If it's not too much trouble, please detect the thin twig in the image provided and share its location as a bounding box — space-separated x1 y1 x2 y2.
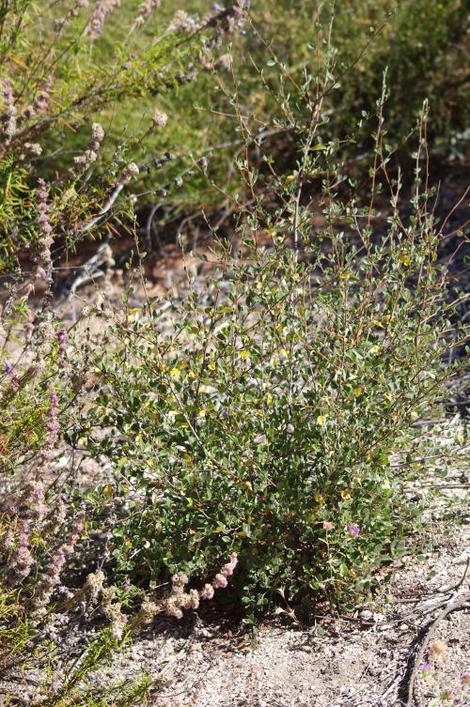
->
399 590 470 706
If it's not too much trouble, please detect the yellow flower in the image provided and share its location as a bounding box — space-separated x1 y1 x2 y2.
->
169 367 181 380
314 492 325 505
354 386 364 397
286 174 296 182
239 350 250 360
208 361 217 371
188 370 196 379
399 254 411 266
266 393 273 406
340 488 351 500
316 415 327 426
197 408 206 417
279 348 289 360
369 345 380 355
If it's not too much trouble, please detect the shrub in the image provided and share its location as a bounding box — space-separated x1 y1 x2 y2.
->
4 0 466 233
0 5 466 702
0 305 84 696
80 116 467 616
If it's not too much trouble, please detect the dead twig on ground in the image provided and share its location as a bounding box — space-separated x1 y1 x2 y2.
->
399 589 470 706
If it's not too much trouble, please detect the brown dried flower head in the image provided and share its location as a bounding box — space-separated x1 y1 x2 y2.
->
428 640 448 665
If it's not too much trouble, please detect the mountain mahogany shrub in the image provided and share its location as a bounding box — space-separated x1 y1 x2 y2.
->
0 0 247 273
81 182 467 616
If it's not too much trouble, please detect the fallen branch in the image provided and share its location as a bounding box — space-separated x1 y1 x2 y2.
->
399 590 470 706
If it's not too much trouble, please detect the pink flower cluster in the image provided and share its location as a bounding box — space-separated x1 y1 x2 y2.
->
119 161 140 185
33 85 51 114
34 178 54 288
8 520 34 579
1 78 16 143
33 512 85 614
74 122 105 168
56 330 68 353
37 178 52 237
227 0 249 32
54 0 89 32
133 0 161 26
169 10 198 33
212 552 238 589
3 389 68 589
133 553 238 627
20 77 53 125
45 390 60 459
86 0 120 40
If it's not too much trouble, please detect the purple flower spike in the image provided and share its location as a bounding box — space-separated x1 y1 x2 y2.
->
348 524 360 537
420 661 431 672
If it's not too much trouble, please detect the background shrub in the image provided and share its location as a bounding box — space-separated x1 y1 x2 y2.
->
0 0 246 273
3 0 467 259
